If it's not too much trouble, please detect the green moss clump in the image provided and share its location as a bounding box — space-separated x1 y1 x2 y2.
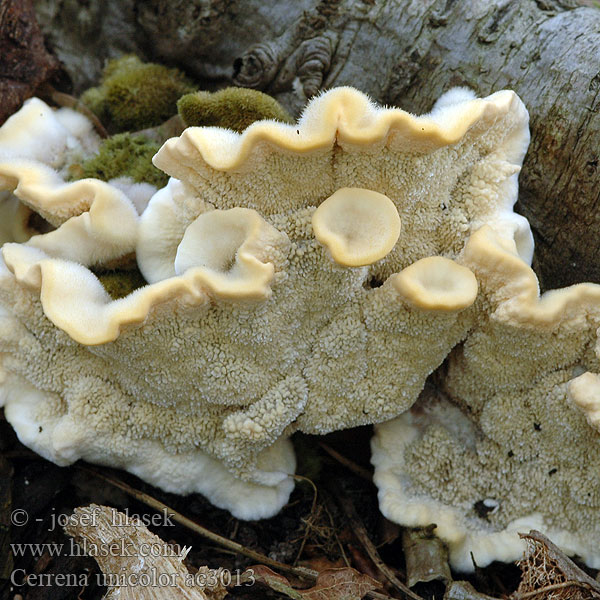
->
95 268 147 300
74 133 168 188
81 55 194 132
177 87 294 132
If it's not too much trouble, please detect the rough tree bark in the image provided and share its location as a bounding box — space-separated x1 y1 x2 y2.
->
33 0 600 290
0 0 58 124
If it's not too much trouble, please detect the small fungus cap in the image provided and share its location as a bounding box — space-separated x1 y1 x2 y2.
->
312 187 401 266
174 207 287 300
392 256 478 312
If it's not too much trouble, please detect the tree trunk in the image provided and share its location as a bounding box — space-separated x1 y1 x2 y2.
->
34 0 600 290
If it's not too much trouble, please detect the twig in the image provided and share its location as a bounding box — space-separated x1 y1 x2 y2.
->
38 83 109 138
332 487 425 600
319 443 373 481
80 466 397 600
292 475 319 566
79 466 316 580
322 493 351 568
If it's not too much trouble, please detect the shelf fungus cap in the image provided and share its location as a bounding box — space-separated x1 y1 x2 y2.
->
392 256 478 312
312 187 401 267
174 207 289 300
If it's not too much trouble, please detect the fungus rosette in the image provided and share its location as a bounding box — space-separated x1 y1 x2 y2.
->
0 87 537 519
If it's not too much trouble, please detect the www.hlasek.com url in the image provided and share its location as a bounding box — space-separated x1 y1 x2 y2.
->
11 536 253 589
12 537 186 559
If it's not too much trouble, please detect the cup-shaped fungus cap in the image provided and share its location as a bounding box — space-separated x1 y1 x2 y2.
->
392 256 478 312
174 207 288 300
312 187 401 267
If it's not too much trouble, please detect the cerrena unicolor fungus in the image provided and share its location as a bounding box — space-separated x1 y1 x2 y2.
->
1 87 598 569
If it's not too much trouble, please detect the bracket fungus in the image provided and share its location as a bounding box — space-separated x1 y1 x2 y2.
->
372 226 600 570
4 82 596 559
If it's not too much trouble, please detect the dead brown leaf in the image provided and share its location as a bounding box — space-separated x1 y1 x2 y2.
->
402 527 451 587
444 581 501 600
511 530 600 600
250 565 304 599
302 568 381 600
250 565 381 600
